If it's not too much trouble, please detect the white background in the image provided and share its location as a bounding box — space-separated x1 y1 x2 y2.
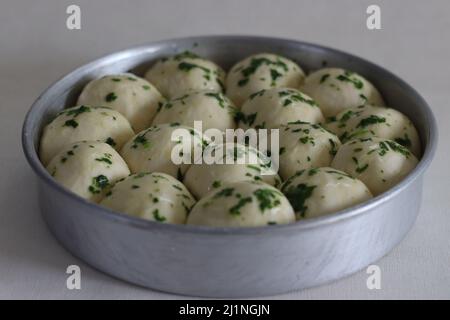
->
0 0 449 299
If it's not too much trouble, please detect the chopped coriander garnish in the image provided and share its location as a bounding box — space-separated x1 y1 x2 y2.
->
229 197 252 216
394 134 412 148
172 184 183 191
357 115 386 128
152 209 166 222
237 56 288 87
284 183 316 218
204 92 228 109
214 187 234 198
95 156 112 165
329 138 338 156
356 163 369 173
320 74 330 83
249 90 265 100
88 175 109 194
270 69 282 85
105 92 117 102
65 105 91 117
385 140 411 157
105 137 116 147
63 119 78 128
253 188 282 212
336 72 364 89
131 134 150 149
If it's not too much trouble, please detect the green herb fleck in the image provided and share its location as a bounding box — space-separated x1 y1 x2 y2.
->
237 57 288 87
394 134 412 148
284 183 316 218
63 119 78 128
131 134 150 149
356 163 369 173
270 69 282 85
336 72 364 89
357 115 386 128
105 137 116 147
105 92 117 102
152 209 166 222
249 90 265 100
88 175 109 194
329 139 338 156
172 184 183 191
386 140 411 157
204 92 228 109
229 197 253 216
320 74 330 83
214 187 234 198
95 156 112 165
65 105 91 117
178 61 210 74
253 188 282 212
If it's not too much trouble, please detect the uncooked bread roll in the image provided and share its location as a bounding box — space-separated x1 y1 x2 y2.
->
331 137 418 195
300 68 385 117
325 105 421 156
236 88 324 129
145 51 225 99
40 105 134 165
46 141 130 202
100 172 195 224
152 91 237 133
226 53 305 107
187 181 295 227
77 74 165 132
183 143 281 199
281 167 372 219
276 122 341 180
120 123 207 179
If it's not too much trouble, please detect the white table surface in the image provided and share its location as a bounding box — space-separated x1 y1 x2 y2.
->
0 0 449 299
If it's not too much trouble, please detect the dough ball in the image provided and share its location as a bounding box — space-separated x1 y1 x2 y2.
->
187 181 295 227
40 105 134 165
226 53 305 107
120 123 207 179
276 122 341 180
183 143 281 199
46 141 130 203
145 51 225 99
325 105 421 156
281 167 372 219
331 137 419 195
300 68 385 117
100 172 195 224
152 91 237 133
77 74 165 132
237 88 324 129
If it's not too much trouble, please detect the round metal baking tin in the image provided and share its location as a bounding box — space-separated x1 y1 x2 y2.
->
22 35 437 297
